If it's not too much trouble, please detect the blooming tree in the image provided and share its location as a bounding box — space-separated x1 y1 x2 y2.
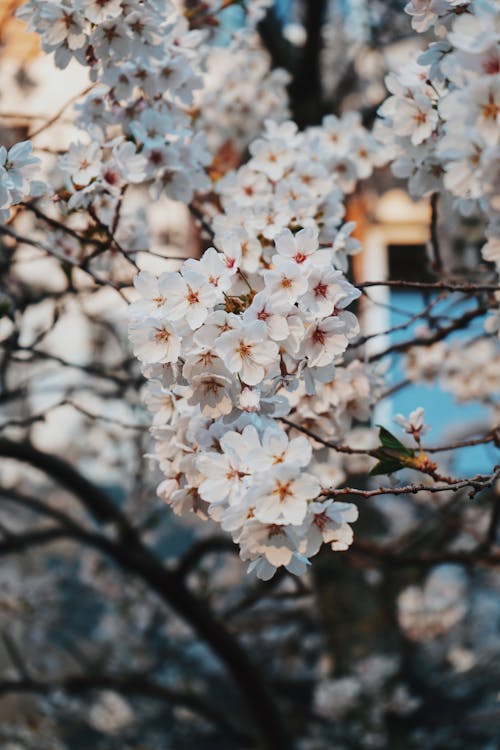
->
0 1 499 748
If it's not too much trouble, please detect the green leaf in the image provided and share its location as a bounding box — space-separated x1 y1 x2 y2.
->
369 458 406 476
376 426 414 457
368 427 418 476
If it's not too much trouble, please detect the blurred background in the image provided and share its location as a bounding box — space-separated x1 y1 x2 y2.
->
1 1 499 749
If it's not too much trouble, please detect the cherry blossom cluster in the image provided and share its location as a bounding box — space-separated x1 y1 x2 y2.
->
125 111 391 576
151 417 361 581
128 233 362 575
19 0 211 220
17 0 496 586
376 0 500 270
198 35 291 152
404 0 472 33
18 0 172 74
287 358 386 444
0 141 46 221
212 115 383 273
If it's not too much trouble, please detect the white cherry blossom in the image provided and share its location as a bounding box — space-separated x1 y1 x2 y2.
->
162 269 216 330
129 319 181 365
300 316 352 367
251 466 321 525
214 321 279 386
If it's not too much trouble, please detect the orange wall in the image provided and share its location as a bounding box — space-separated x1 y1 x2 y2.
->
0 0 39 60
346 194 371 283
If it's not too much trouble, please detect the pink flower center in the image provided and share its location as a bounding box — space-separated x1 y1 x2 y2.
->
312 327 326 345
314 282 328 298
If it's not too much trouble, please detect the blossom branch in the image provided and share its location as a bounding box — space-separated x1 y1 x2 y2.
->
358 280 500 293
323 470 500 501
282 418 499 461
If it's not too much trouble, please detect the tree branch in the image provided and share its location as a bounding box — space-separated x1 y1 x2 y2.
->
0 673 252 744
0 439 292 750
322 470 500 501
368 303 490 362
177 536 237 578
358 280 500 293
0 438 136 530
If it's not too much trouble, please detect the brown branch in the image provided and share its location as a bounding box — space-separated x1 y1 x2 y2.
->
66 400 147 431
177 536 237 577
368 303 489 362
0 439 292 750
1 632 31 680
281 419 500 461
0 437 141 530
0 527 71 555
485 492 500 548
28 84 95 139
189 203 215 239
353 291 448 347
23 201 108 248
0 673 251 744
0 386 27 406
358 280 499 293
0 112 72 124
322 470 500 501
257 6 295 72
424 430 500 453
10 347 131 387
380 378 412 399
0 487 102 540
86 201 139 271
0 487 90 532
0 224 129 301
280 416 366 454
224 569 288 620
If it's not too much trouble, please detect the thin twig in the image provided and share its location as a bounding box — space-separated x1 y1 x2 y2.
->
424 431 500 453
28 84 95 139
322 470 500 501
359 280 499 293
0 224 130 301
368 303 489 362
